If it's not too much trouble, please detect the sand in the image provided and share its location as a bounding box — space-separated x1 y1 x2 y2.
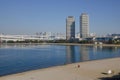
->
0 58 120 80
1 43 120 47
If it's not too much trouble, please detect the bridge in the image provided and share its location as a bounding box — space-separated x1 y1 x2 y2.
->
0 34 47 42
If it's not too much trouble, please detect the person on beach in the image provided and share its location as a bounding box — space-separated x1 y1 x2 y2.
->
77 65 80 68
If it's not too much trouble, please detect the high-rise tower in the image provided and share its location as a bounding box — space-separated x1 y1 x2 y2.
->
80 13 89 38
66 16 75 40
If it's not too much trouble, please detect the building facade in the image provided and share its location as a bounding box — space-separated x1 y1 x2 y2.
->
66 16 75 40
80 13 89 38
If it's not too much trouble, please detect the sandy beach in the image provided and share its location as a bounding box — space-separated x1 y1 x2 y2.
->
0 58 120 80
1 43 120 47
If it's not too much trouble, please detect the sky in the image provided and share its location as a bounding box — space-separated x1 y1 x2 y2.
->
0 0 120 35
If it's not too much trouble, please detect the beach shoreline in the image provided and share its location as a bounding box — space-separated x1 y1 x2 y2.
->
0 58 120 80
1 42 120 47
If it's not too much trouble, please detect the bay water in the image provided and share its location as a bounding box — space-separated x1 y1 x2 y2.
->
0 44 120 76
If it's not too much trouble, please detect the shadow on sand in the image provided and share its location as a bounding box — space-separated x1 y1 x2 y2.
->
99 73 120 80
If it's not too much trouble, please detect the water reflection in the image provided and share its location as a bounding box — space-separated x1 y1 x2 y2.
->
0 44 51 49
66 46 75 63
66 45 90 63
93 46 119 53
79 46 89 61
65 45 120 63
0 44 31 48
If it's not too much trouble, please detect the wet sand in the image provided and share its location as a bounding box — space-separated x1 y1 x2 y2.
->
0 58 120 80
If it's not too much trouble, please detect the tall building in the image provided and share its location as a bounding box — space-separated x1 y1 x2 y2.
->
66 16 75 40
80 13 89 38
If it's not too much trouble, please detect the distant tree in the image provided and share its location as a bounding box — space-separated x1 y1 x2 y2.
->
7 40 15 43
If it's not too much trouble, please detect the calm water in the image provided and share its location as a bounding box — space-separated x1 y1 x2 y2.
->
0 44 120 76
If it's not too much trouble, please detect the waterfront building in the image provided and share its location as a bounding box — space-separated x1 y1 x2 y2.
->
111 34 120 38
0 32 66 42
75 32 80 39
80 13 89 38
66 16 75 40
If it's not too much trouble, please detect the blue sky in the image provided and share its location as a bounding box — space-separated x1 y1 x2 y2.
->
0 0 120 35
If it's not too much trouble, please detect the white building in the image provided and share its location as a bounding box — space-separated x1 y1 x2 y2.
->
80 13 89 38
